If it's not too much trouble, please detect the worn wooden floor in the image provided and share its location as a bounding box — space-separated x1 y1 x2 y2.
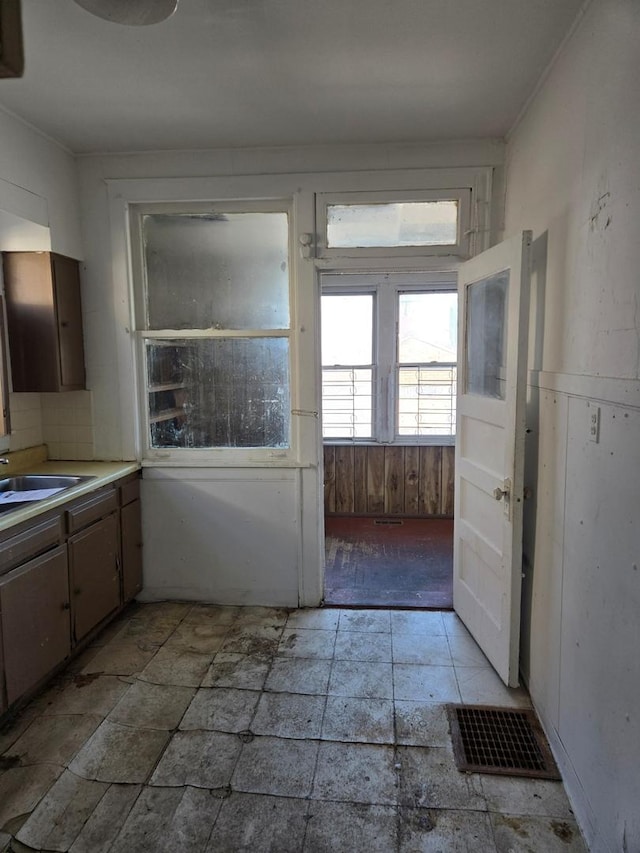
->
324 517 453 608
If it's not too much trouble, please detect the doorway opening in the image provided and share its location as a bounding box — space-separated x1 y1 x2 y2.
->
319 271 457 608
324 515 453 608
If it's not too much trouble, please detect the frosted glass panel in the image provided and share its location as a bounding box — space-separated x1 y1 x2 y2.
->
327 201 458 248
143 212 289 330
147 338 289 448
465 271 509 400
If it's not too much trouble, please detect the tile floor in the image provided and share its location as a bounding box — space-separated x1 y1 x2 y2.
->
0 603 587 852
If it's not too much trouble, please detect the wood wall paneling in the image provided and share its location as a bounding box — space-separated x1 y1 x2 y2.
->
384 446 405 515
419 446 442 515
324 444 454 518
324 445 336 514
334 446 355 513
404 446 420 514
441 445 455 516
354 449 368 514
366 446 385 514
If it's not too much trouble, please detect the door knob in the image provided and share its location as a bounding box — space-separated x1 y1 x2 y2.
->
493 486 508 501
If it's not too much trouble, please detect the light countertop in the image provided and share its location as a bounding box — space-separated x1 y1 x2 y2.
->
0 456 140 533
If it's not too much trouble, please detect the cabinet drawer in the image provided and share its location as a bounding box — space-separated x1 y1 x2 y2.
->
66 489 118 533
120 477 140 507
0 516 62 575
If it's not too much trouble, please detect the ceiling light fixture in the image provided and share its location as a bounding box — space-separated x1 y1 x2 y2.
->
72 0 179 26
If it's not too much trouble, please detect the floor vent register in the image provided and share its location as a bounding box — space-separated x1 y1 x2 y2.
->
447 704 561 780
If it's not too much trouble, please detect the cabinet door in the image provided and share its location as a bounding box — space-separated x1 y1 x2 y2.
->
52 253 86 389
69 513 120 643
121 499 143 602
2 251 85 392
0 545 70 706
0 620 6 714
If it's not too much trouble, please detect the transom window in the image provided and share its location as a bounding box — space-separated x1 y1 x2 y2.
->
316 189 471 258
321 274 457 444
132 202 292 457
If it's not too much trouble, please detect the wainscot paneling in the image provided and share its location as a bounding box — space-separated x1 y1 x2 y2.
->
324 445 454 517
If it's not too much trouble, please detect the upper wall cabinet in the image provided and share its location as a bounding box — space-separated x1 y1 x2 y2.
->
2 252 86 392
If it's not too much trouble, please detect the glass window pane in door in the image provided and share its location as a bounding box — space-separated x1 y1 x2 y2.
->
142 212 289 330
465 271 509 400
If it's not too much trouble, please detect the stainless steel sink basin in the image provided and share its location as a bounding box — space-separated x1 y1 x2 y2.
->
0 474 96 515
0 475 94 492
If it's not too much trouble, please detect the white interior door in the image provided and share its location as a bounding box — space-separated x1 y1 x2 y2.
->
454 231 532 687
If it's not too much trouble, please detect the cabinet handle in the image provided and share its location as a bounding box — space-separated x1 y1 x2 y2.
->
60 320 69 327
62 602 70 611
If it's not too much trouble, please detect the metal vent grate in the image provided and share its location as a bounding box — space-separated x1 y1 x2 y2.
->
447 704 560 779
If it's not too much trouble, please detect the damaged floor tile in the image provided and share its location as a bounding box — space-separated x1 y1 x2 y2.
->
149 730 241 789
179 687 260 733
0 603 588 852
110 786 222 853
16 771 108 851
107 681 195 730
69 720 169 784
0 764 63 831
205 792 308 853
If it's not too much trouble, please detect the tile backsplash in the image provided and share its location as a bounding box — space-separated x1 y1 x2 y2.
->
9 390 94 459
8 393 43 451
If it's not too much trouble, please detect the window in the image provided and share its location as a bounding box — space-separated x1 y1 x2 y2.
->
321 275 457 444
133 203 292 457
316 189 471 258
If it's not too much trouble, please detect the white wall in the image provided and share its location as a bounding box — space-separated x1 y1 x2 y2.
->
504 1 640 850
0 109 83 258
0 108 93 457
77 140 503 461
76 142 502 608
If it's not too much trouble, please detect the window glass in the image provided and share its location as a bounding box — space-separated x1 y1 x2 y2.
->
321 293 374 439
142 212 289 330
327 201 458 249
320 285 457 442
397 291 457 437
465 271 509 400
147 338 290 449
321 294 373 365
398 292 457 363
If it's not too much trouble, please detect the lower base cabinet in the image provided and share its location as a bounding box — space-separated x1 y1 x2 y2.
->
0 471 143 716
69 513 120 644
0 545 70 706
121 498 143 602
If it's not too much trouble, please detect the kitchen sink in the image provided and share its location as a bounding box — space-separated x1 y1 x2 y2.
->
0 474 96 514
0 475 95 492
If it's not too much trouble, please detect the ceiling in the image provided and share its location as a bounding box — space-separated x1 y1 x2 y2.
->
0 0 585 155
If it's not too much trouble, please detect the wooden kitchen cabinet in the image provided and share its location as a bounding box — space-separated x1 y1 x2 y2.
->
67 490 120 644
0 545 70 706
2 251 86 392
0 619 6 715
120 478 143 603
0 471 142 716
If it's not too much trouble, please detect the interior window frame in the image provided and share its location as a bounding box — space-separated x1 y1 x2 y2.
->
130 199 297 465
315 188 472 260
321 272 457 447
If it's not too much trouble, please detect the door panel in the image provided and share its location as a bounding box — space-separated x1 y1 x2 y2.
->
69 513 120 642
0 546 71 705
454 231 531 687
